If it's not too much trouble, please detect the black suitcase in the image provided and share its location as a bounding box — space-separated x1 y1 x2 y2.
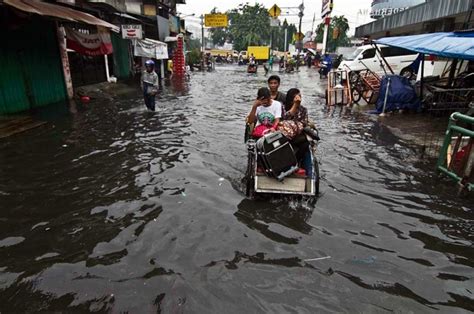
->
256 131 298 181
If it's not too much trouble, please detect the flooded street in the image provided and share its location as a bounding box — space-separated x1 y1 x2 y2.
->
0 66 472 312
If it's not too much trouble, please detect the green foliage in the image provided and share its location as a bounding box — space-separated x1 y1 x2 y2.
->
228 4 271 51
316 15 351 52
187 48 201 65
207 4 298 52
272 20 297 51
187 38 202 51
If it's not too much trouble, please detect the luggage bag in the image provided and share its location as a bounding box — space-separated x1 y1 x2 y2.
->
256 131 298 181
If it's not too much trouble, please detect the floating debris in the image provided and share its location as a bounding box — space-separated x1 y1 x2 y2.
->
304 256 331 262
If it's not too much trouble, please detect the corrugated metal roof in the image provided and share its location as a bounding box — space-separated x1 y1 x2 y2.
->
4 0 120 32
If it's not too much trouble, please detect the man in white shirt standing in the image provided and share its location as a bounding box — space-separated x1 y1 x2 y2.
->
141 60 159 111
247 87 282 130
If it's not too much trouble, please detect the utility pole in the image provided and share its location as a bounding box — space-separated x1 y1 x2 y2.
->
297 1 304 53
321 0 333 55
278 5 304 53
270 27 274 52
322 14 330 55
200 14 205 53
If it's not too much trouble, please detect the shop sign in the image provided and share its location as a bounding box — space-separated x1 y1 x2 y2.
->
270 18 280 27
370 7 409 18
169 16 180 33
321 0 333 18
143 4 156 16
121 25 143 39
204 14 228 28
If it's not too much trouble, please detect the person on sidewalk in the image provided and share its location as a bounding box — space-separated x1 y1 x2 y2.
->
141 60 159 111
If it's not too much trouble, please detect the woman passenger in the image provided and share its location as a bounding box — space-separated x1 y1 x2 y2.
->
283 88 312 175
283 88 308 124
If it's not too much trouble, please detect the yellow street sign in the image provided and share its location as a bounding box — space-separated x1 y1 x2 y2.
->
204 14 228 28
293 32 304 41
268 4 281 18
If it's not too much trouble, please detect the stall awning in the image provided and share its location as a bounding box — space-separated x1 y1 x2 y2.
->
134 38 168 60
4 0 120 32
376 31 474 61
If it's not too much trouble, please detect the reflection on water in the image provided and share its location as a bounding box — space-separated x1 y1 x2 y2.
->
0 65 472 312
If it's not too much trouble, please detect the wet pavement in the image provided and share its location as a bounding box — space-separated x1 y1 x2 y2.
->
0 65 473 313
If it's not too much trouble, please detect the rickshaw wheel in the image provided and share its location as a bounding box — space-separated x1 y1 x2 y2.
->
349 71 360 84
245 150 256 198
352 87 362 104
314 158 320 195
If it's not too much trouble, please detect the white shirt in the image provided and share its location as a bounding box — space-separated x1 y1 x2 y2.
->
255 100 282 126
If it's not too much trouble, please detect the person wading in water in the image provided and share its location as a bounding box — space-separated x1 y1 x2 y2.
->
141 60 159 111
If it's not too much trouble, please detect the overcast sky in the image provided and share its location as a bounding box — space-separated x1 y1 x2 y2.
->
177 0 374 36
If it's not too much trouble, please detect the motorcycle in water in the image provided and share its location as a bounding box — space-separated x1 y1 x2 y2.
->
207 61 213 72
319 60 332 79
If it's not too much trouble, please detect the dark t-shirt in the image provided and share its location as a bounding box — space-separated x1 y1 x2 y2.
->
272 91 286 105
272 91 286 116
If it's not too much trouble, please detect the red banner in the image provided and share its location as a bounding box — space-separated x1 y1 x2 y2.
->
65 27 113 56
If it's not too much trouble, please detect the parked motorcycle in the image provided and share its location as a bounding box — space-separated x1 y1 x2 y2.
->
319 60 332 79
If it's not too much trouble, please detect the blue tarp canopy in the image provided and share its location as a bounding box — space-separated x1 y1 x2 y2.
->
376 32 474 61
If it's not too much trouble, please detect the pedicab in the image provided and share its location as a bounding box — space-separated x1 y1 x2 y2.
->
247 64 258 73
244 122 320 198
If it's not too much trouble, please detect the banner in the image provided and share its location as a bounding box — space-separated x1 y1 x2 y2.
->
121 25 143 39
66 27 113 56
134 39 168 60
321 0 333 18
205 14 228 28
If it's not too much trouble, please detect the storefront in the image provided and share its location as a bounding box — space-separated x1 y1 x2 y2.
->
0 0 118 114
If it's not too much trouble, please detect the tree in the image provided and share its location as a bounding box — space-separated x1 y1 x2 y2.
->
207 4 298 52
273 20 297 52
316 15 350 52
228 4 271 51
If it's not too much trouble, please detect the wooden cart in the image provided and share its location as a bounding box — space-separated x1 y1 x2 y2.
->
325 70 353 107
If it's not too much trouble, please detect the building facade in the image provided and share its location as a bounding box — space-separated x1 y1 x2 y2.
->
356 0 473 39
0 0 185 114
370 0 426 19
